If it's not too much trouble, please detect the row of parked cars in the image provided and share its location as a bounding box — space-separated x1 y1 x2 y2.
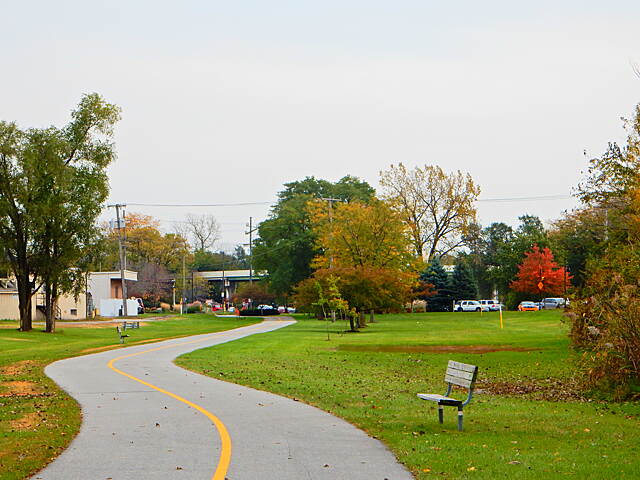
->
518 298 567 311
454 298 567 312
454 300 503 312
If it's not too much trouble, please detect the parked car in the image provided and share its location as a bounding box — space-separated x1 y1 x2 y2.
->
518 301 539 311
540 298 565 309
479 299 502 311
454 300 486 312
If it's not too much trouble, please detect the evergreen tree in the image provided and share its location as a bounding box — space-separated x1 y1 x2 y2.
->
420 258 453 311
450 257 478 300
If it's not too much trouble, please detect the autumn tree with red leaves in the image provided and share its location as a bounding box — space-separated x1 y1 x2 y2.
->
510 245 571 296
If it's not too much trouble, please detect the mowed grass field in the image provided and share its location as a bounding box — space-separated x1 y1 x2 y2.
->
177 310 640 479
0 314 257 480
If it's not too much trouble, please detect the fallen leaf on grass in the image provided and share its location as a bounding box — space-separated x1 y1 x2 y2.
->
467 467 477 472
508 461 521 465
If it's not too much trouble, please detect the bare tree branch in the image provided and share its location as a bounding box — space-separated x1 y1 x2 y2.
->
181 214 220 252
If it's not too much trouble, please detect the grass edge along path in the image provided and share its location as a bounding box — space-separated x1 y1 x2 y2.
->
0 314 258 480
176 311 640 480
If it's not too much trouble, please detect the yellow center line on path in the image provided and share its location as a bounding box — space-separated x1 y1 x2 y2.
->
106 322 271 480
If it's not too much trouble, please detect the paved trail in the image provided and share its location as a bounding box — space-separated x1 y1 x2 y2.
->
31 319 413 480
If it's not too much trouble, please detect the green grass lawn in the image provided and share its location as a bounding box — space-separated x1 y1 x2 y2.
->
177 310 640 479
0 314 257 480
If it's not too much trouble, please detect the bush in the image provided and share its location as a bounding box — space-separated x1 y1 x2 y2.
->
569 248 640 400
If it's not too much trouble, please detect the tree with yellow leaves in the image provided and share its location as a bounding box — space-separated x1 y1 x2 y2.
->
309 199 416 271
379 163 480 260
297 199 418 327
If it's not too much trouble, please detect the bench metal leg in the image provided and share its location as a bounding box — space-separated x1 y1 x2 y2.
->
438 406 444 424
457 406 463 431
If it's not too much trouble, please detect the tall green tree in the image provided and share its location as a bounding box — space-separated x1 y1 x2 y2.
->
450 256 478 300
0 94 120 331
253 176 375 296
483 216 548 299
420 258 453 311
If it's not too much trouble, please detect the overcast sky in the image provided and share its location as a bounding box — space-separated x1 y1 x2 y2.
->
2 1 639 250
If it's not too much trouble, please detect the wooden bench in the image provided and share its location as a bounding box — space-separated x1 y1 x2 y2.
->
116 325 129 344
122 321 140 330
417 360 479 431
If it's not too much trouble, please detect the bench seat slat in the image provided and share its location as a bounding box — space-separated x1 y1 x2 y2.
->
445 374 473 388
445 368 475 381
417 393 462 406
448 360 477 373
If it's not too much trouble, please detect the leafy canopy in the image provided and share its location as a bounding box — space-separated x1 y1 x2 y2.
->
253 176 375 296
379 163 480 260
510 245 570 297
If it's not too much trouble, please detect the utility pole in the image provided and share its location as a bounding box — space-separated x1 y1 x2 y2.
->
171 279 176 311
245 216 258 284
112 204 128 317
182 254 186 314
320 198 343 268
221 263 226 310
320 198 343 322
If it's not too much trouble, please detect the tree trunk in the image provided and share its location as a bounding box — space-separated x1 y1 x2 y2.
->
17 270 33 331
369 309 375 323
359 311 366 327
348 315 357 332
45 281 56 333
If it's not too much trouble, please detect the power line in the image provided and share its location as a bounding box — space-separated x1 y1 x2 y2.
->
109 194 572 209
477 194 572 203
122 201 272 207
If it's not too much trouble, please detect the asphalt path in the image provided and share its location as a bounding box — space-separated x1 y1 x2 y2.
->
31 319 413 480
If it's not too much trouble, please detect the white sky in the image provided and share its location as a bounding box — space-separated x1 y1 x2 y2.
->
2 1 639 251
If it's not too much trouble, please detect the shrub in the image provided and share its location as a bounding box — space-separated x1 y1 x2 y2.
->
184 302 202 314
569 248 640 399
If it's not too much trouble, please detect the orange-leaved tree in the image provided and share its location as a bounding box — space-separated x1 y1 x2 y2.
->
510 244 571 296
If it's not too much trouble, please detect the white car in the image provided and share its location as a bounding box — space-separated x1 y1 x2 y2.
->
479 300 502 311
454 300 487 312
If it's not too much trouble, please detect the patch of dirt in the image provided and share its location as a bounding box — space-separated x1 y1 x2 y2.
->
337 344 539 354
0 381 44 397
476 376 585 402
9 412 39 430
0 360 37 376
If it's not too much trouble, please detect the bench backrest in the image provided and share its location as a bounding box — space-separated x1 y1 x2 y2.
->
444 360 478 390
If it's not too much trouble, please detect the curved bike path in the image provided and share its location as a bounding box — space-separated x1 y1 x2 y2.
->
31 319 413 480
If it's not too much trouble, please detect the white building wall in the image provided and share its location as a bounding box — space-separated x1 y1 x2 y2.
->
87 271 137 316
